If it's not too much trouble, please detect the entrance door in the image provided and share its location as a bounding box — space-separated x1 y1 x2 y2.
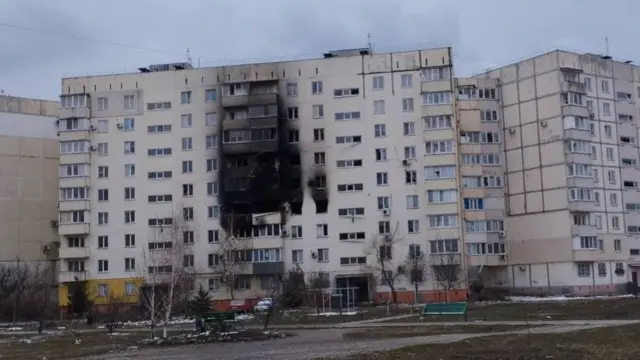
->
632 271 638 285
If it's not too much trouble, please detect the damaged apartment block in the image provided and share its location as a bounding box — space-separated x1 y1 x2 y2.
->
217 65 303 242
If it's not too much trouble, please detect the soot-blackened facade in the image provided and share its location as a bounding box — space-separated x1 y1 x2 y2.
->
217 71 302 238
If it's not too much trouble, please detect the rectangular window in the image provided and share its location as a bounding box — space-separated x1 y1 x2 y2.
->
402 98 414 112
181 91 191 104
400 74 412 88
181 114 192 128
312 81 323 94
205 89 217 103
422 91 452 105
425 140 453 154
124 95 135 109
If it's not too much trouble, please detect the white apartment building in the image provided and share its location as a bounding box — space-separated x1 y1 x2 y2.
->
56 46 512 304
482 50 640 295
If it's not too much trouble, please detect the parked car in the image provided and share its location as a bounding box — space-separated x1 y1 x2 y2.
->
229 299 253 313
253 298 273 312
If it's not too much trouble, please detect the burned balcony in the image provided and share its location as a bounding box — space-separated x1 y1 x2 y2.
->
223 104 279 130
221 82 279 108
222 128 279 155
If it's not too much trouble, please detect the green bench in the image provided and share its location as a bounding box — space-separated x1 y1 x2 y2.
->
420 302 468 321
198 311 237 333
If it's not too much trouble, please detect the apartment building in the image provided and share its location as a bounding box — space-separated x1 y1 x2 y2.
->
56 46 513 306
481 50 640 295
0 95 59 264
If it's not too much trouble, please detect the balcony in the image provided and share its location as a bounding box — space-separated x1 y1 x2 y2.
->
222 141 279 155
561 81 587 94
59 153 92 165
222 116 278 130
59 246 89 259
467 254 508 267
59 107 91 119
59 176 91 188
567 201 596 213
59 270 87 283
421 80 452 93
564 128 591 142
252 262 285 275
566 176 595 188
429 253 462 265
58 223 90 236
57 130 92 141
571 224 597 237
58 200 91 212
221 93 278 108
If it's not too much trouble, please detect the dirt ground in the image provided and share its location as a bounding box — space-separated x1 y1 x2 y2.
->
341 324 533 340
325 323 640 360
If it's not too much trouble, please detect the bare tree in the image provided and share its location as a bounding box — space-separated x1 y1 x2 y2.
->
430 252 463 303
306 271 330 312
213 214 249 300
404 248 427 306
139 210 194 338
0 261 31 322
29 261 57 333
364 223 404 305
102 294 128 333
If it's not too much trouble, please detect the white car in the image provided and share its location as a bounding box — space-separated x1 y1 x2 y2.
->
253 298 273 312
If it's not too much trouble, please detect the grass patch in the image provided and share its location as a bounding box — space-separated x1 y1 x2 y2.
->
342 325 534 340
322 323 640 360
382 298 640 322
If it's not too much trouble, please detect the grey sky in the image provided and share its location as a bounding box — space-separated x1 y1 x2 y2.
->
0 0 637 100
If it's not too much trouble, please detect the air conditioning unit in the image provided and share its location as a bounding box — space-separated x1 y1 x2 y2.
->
589 112 595 119
50 220 59 228
311 251 318 259
499 255 506 261
402 159 411 166
498 231 506 237
116 123 124 130
382 208 391 216
540 121 547 128
508 128 516 135
384 234 392 242
89 125 96 131
89 145 97 151
281 228 289 237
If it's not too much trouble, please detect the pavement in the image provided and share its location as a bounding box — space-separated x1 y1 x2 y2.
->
71 315 640 360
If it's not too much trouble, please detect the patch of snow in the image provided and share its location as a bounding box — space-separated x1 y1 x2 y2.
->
4 327 23 331
307 311 358 316
122 317 195 327
97 325 106 329
107 332 131 337
507 294 633 302
235 314 254 321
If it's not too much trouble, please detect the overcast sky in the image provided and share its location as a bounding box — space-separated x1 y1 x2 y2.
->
0 0 637 100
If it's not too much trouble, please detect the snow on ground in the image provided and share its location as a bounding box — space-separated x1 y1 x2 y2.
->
107 332 132 337
235 314 254 321
307 311 358 317
506 294 634 302
122 317 195 327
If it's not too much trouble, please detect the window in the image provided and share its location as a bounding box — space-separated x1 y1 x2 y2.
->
373 100 385 114
97 97 108 111
403 122 415 136
60 140 89 154
316 224 328 237
428 214 457 228
377 196 390 210
123 117 135 131
124 95 135 109
334 111 361 121
125 234 135 248
461 154 501 165
313 128 325 141
561 92 584 106
404 146 416 160
463 198 484 210
97 166 109 179
614 239 621 252
423 115 451 130
408 219 420 234
206 159 218 172
208 230 220 243
291 225 303 239
465 220 504 233
569 188 593 201
286 83 298 96
624 181 639 189
606 147 614 161
577 263 591 277
97 120 109 133
340 257 367 265
124 164 135 177
287 107 299 120
402 98 414 112
181 91 191 104
336 159 362 168
205 89 217 103
427 190 457 204
425 140 453 154
98 236 108 249
312 104 324 119
610 193 618 207
148 171 172 180
338 208 365 217
603 102 611 116
566 163 593 177
375 172 389 186
373 124 387 138
400 74 412 88
375 148 387 161
98 260 109 273
372 76 384 90
406 195 419 209
460 131 500 144
565 139 591 154
208 206 219 219
183 255 194 268
337 183 363 192
422 91 451 105
291 249 304 263
425 165 456 179
148 124 172 133
607 170 616 184
125 258 135 272
612 216 620 230
59 187 89 201
181 114 192 128
314 152 326 165
98 212 109 225
182 137 193 151
317 248 329 262
601 80 609 93
207 182 218 196
480 110 498 122
183 231 194 244
429 239 459 254
206 134 218 149
59 211 85 224
604 124 612 138
334 88 359 97
182 207 194 221
311 81 323 94
124 141 135 155
125 210 135 224
182 184 194 197
60 94 87 108
421 67 450 81
97 189 109 202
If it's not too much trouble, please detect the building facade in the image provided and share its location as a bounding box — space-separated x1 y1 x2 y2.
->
481 50 640 295
60 47 640 305
0 96 59 265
